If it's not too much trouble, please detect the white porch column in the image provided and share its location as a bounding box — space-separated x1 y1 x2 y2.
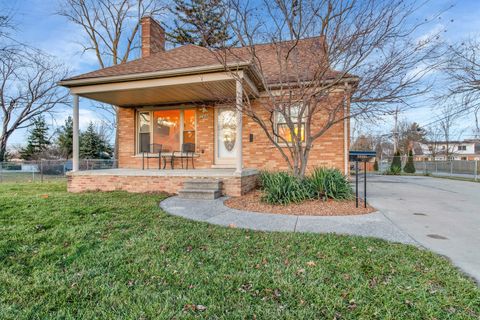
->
235 78 243 174
72 93 80 172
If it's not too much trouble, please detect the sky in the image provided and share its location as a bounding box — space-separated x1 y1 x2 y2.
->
3 0 480 146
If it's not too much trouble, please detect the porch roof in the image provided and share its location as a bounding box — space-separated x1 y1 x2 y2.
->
60 68 257 106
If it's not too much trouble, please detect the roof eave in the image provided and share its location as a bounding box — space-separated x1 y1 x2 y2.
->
58 62 253 88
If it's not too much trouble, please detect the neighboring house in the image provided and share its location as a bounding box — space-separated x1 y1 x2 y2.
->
413 140 480 161
60 17 356 196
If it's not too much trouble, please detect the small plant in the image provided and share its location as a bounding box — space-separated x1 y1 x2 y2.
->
384 166 402 175
373 159 379 171
390 150 402 173
259 167 353 205
259 171 310 205
307 167 354 201
403 149 416 173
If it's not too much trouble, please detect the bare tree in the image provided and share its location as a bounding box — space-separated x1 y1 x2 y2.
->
0 4 14 53
0 48 69 161
424 124 443 160
443 39 480 133
202 0 445 177
396 121 426 155
351 134 375 151
57 0 167 157
437 104 463 159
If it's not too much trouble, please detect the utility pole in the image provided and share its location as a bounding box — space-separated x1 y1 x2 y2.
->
393 107 399 153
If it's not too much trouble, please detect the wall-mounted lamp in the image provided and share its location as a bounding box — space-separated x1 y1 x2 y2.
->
200 106 209 119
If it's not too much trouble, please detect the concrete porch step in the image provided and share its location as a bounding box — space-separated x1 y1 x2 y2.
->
178 179 223 200
178 189 222 200
183 179 222 190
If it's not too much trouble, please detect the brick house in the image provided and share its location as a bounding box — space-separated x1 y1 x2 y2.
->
60 17 357 196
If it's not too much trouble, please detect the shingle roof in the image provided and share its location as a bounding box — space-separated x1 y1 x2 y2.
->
64 37 354 85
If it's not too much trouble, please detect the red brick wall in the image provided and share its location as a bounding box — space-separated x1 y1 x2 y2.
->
242 92 348 173
141 17 165 57
116 92 349 174
117 106 216 169
67 172 257 197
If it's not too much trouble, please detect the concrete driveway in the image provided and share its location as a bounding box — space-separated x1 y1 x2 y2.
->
367 175 480 283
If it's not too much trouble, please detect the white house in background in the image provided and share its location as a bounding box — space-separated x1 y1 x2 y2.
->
414 140 480 161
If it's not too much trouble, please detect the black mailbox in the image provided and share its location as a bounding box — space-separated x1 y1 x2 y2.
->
349 150 376 162
349 150 376 208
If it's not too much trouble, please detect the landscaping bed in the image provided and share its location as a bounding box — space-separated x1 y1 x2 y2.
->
225 190 375 215
1 181 479 319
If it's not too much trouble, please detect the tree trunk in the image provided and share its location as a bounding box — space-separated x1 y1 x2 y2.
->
0 136 8 162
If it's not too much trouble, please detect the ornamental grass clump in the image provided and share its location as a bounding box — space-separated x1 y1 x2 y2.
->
259 167 353 205
306 167 354 201
259 171 310 205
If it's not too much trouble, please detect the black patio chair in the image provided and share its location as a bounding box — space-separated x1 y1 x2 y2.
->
142 143 163 170
172 143 196 169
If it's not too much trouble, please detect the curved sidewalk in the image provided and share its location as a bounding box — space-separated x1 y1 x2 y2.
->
160 196 416 244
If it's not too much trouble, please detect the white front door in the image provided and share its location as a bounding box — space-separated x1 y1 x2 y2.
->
215 107 237 166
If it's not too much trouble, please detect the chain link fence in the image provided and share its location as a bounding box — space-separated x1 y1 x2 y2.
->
378 157 479 181
0 159 117 183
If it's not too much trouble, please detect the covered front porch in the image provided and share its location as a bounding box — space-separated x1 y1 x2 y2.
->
59 64 262 196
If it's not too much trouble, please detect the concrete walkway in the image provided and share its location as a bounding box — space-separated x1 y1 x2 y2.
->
160 196 416 244
367 175 480 284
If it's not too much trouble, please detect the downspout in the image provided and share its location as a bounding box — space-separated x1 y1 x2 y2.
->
343 83 349 175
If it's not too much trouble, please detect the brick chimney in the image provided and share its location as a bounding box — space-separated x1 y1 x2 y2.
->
141 16 165 58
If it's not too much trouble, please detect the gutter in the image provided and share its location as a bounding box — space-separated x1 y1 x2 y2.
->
58 62 253 87
266 76 360 90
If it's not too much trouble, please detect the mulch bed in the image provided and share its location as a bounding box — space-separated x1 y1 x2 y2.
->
224 190 375 216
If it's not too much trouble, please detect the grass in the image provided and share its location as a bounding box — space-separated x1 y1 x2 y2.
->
0 182 479 319
0 172 64 183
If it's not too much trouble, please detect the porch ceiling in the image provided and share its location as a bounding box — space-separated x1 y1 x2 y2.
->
64 71 258 107
81 80 237 106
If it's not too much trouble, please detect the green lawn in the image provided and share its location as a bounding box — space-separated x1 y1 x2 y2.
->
0 182 479 319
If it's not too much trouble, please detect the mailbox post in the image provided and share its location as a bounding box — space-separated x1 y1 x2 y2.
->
349 151 376 208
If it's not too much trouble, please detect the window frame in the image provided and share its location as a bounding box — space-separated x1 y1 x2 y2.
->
136 107 197 154
138 111 152 153
275 102 306 145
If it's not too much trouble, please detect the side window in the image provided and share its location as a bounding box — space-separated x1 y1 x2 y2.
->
276 103 305 143
138 112 151 153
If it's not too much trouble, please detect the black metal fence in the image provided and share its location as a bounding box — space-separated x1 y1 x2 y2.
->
0 159 117 183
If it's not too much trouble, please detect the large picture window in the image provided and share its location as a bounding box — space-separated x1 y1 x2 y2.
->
276 103 305 143
137 109 196 153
